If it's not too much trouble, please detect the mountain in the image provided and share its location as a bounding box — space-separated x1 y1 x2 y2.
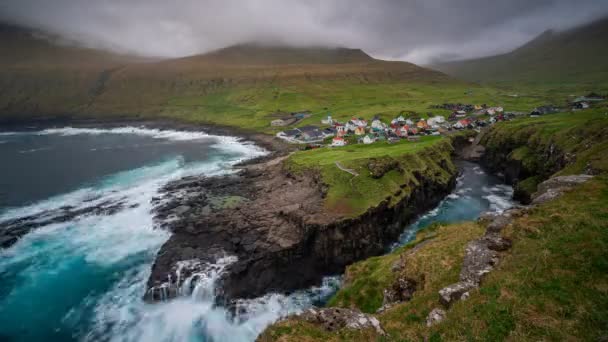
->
176 43 374 65
0 24 456 128
0 24 148 68
432 17 608 85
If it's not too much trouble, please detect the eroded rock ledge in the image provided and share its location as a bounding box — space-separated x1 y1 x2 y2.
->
145 148 457 303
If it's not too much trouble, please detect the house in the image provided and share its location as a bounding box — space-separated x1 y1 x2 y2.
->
321 115 333 125
573 101 590 110
486 107 504 116
453 119 471 129
456 110 467 117
363 134 376 144
354 126 366 136
322 127 336 137
276 128 302 141
408 127 419 135
395 125 409 137
427 116 445 127
371 118 385 131
299 125 324 141
335 124 346 137
405 119 414 125
530 105 558 116
331 136 346 147
416 120 429 130
573 93 605 103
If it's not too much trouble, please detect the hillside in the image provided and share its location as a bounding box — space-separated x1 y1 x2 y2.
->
173 43 374 65
0 24 470 130
0 24 148 68
432 17 608 86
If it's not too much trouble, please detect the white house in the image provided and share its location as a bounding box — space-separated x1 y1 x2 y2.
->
371 119 385 130
321 115 333 125
363 134 376 144
427 116 446 126
405 119 414 125
331 136 346 147
487 107 504 115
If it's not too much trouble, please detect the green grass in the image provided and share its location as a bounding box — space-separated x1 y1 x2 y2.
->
286 136 455 216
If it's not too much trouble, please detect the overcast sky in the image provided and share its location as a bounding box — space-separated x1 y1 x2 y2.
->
1 0 608 64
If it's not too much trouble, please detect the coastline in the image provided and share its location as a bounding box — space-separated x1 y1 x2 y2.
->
0 116 294 158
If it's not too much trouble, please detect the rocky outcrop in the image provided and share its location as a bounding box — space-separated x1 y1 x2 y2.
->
532 175 594 204
291 308 386 335
438 174 593 309
438 209 518 307
145 145 457 303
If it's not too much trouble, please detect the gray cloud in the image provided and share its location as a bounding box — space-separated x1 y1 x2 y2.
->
1 0 607 64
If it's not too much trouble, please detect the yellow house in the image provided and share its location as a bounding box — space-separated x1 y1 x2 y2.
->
354 126 366 135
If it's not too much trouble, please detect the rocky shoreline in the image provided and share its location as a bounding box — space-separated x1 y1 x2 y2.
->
0 118 460 307
144 145 458 304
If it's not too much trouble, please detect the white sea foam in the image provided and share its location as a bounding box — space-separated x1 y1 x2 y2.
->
0 128 292 342
37 126 212 141
18 147 53 154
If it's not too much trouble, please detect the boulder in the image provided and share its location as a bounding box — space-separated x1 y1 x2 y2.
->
459 240 498 285
438 281 475 307
298 308 386 335
426 308 447 327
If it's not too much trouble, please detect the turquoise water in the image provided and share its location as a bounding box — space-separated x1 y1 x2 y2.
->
0 128 512 342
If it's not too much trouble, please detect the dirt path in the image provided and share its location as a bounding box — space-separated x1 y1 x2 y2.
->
335 161 359 176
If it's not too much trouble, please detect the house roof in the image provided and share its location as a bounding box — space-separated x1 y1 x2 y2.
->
284 129 301 137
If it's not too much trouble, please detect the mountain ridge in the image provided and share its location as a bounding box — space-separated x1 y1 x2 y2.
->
432 16 608 84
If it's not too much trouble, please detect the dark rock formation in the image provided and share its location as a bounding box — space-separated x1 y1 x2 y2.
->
145 149 457 303
0 197 132 249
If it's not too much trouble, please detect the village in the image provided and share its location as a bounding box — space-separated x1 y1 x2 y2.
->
273 93 606 147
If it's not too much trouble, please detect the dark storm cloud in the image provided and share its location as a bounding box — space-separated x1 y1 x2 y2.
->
1 0 607 64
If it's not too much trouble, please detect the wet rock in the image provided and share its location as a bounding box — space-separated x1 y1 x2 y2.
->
173 205 191 216
297 308 386 335
426 308 447 327
0 235 18 248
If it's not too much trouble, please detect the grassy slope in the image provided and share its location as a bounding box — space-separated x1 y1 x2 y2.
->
260 108 608 341
286 136 454 216
432 17 608 95
0 25 572 131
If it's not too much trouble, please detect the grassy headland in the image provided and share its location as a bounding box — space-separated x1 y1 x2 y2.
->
286 136 454 216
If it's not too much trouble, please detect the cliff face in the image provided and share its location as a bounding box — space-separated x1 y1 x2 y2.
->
479 110 608 203
145 140 457 303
